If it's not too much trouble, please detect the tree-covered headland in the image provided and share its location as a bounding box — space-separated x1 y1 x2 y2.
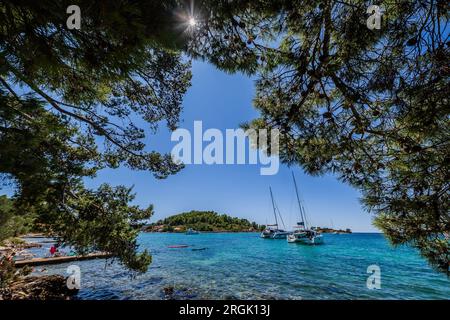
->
144 211 263 233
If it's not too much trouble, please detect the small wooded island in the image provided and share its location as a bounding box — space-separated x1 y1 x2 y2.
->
142 211 352 234
142 211 264 233
314 227 352 234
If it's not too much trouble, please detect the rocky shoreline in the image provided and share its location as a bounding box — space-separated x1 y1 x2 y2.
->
0 275 78 300
0 235 77 300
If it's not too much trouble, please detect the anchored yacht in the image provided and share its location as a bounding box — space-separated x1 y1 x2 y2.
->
260 187 291 239
286 172 324 245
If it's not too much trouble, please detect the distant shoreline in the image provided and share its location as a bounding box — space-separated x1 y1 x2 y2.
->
141 231 382 234
142 230 259 234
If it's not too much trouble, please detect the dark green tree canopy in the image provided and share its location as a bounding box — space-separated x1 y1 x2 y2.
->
189 0 449 273
1 0 193 177
0 1 195 274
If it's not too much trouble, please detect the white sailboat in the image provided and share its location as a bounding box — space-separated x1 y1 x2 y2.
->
261 187 291 239
287 228 324 245
287 172 324 245
185 228 199 235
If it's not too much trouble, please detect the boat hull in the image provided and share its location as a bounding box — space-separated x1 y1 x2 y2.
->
260 233 273 238
287 234 324 245
272 231 292 239
261 230 292 239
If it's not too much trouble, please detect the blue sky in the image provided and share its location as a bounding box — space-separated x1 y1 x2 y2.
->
1 60 378 232
89 61 378 232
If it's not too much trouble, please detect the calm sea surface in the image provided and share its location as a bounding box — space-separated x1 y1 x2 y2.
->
28 232 449 300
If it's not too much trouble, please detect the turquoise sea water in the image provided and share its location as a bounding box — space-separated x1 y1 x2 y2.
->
29 233 449 300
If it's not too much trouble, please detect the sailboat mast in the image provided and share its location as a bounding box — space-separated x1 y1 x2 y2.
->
292 172 306 228
269 187 278 228
301 204 309 228
274 203 286 230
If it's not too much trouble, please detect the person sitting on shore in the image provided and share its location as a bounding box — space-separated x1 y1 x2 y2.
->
7 252 16 262
49 245 57 256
